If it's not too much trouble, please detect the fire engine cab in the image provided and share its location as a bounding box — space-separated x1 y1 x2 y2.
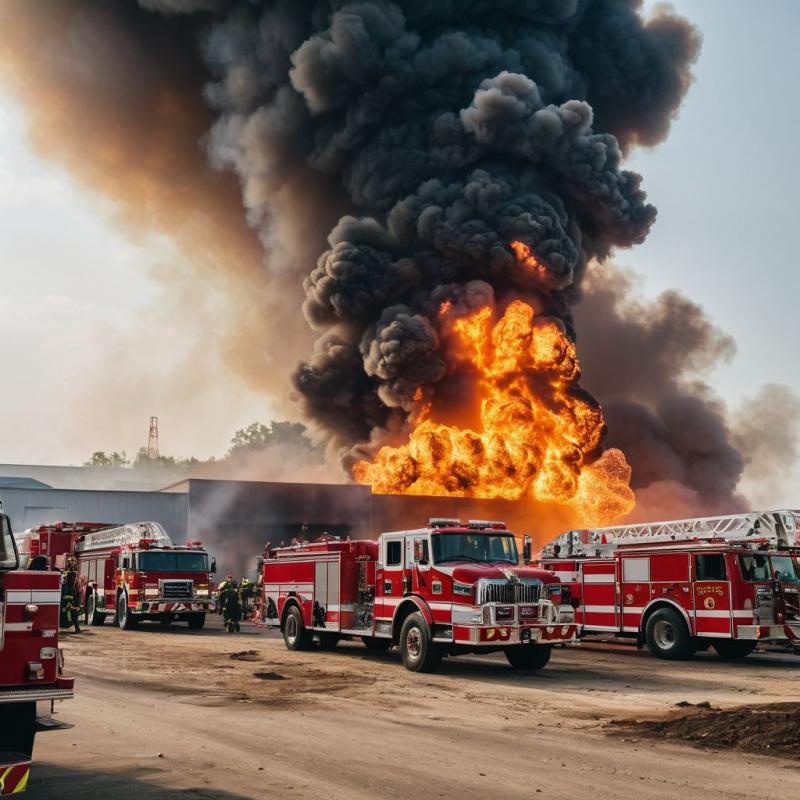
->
255 519 578 673
539 510 800 660
0 510 74 795
21 522 216 630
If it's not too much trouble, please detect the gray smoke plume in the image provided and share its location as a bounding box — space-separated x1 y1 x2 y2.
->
9 2 787 515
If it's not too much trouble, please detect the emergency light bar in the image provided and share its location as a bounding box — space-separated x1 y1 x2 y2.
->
428 518 463 528
467 520 507 530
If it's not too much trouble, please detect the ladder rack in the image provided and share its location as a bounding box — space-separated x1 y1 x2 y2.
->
543 509 800 557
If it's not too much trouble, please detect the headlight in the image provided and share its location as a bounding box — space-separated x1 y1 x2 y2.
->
196 588 209 596
452 606 484 624
144 588 159 598
453 582 473 597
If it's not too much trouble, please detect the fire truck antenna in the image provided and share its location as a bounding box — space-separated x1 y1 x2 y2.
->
148 416 160 459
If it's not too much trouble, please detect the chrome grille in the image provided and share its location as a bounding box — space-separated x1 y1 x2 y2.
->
477 578 541 605
161 580 193 599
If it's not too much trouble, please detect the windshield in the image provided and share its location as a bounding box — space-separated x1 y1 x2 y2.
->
738 553 771 582
0 514 18 570
432 532 518 564
771 555 800 583
137 551 208 572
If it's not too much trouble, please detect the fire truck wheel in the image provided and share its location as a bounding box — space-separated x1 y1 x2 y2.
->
87 594 106 626
645 608 693 660
504 644 552 671
283 606 311 651
399 612 442 672
712 639 757 660
361 636 392 652
117 592 139 630
187 613 206 630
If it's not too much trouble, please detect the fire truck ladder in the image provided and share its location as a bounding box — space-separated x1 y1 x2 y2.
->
554 510 800 556
74 521 172 552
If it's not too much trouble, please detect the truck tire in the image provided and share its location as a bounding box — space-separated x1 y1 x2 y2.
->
87 594 106 626
399 612 442 673
362 636 392 652
187 613 205 630
713 639 757 660
645 607 693 660
117 592 138 630
505 644 552 671
283 606 311 651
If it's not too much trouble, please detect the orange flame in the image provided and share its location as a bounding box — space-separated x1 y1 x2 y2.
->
510 240 550 281
353 299 634 524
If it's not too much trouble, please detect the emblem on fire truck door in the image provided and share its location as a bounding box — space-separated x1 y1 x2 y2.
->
704 596 716 609
625 593 634 604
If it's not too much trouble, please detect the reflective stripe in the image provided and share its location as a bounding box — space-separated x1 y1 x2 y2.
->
583 604 616 613
2 623 33 632
4 591 32 603
32 591 62 603
692 610 732 619
582 573 615 584
551 571 577 582
428 601 452 611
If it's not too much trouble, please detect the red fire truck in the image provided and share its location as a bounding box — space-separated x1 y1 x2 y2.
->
254 518 578 673
538 510 800 660
22 522 216 630
0 510 74 795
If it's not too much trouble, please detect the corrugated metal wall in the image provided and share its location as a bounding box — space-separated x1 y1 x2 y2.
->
0 487 188 538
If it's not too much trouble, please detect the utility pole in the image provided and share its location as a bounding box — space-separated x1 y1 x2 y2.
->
147 416 160 459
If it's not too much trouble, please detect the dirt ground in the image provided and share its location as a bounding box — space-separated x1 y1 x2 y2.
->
26 617 800 800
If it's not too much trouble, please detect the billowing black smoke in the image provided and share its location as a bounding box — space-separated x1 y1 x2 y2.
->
196 1 700 454
10 1 791 514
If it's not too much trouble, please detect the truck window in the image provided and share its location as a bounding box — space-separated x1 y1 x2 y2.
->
737 554 770 582
137 552 208 572
695 554 726 581
431 533 518 564
386 540 402 567
0 515 18 570
770 555 799 583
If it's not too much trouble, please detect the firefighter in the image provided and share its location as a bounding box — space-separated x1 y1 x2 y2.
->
216 574 234 614
60 557 81 633
219 579 242 633
239 577 256 617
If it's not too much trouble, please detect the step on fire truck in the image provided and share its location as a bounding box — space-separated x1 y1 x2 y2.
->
538 510 800 661
0 510 74 795
21 522 217 630
254 518 578 673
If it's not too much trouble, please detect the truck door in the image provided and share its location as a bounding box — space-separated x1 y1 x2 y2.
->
376 535 405 621
692 553 732 637
411 536 431 594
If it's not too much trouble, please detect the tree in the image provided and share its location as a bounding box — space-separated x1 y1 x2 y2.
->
227 421 323 462
85 450 129 467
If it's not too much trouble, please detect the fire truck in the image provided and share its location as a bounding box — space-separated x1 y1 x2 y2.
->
254 518 578 673
1 510 74 795
538 510 800 660
22 522 216 630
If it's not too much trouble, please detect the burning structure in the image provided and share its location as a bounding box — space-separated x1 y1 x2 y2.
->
1 2 796 527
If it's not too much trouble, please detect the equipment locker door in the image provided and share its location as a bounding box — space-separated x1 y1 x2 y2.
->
580 560 619 632
692 553 732 637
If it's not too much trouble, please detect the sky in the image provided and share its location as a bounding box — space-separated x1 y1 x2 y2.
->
1 1 799 480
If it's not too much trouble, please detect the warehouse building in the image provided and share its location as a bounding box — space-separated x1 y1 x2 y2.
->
0 466 551 575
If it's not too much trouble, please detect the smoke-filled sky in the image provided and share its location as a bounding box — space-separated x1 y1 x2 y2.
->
0 0 798 510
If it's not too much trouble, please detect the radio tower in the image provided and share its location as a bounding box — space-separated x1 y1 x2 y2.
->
147 416 160 459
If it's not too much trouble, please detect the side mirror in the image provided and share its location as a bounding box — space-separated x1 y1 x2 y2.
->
522 535 532 563
210 558 217 574
413 539 429 565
